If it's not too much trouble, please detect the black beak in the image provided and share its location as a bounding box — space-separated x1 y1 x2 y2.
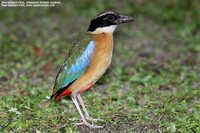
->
115 15 134 24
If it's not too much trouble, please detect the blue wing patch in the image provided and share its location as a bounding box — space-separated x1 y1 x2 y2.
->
60 41 95 88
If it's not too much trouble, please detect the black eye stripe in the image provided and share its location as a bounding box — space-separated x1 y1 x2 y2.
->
102 14 115 21
88 13 117 32
107 15 115 21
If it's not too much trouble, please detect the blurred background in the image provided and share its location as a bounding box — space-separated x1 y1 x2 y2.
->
0 0 200 132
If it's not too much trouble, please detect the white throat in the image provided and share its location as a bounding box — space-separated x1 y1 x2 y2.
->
89 25 117 34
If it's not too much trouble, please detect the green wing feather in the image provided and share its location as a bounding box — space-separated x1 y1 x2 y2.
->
52 34 94 96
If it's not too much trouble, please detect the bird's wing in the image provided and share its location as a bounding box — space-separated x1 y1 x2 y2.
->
51 34 94 97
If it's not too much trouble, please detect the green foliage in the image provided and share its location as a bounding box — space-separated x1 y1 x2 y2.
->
0 0 199 132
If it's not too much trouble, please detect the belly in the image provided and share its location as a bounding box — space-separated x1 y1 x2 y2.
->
87 52 112 82
69 52 112 93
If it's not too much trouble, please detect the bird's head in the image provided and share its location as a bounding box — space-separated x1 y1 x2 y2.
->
87 11 134 34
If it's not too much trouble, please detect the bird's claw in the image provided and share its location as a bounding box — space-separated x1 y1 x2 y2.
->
75 121 103 128
85 116 104 122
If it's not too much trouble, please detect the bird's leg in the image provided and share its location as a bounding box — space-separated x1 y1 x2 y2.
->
77 94 103 122
71 93 103 128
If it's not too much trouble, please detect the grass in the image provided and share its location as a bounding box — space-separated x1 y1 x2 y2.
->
0 0 200 132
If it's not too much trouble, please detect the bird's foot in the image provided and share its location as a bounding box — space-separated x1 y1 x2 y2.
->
76 121 103 128
85 116 104 122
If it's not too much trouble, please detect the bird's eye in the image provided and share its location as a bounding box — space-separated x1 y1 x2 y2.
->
107 15 115 21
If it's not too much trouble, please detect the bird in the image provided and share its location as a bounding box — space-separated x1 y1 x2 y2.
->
51 11 134 128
